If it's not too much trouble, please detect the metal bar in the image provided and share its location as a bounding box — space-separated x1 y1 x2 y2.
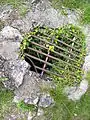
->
28 41 80 59
25 53 80 71
41 33 81 47
35 65 64 78
41 49 50 76
65 37 75 70
69 32 83 42
30 36 80 58
37 34 81 53
28 46 77 63
61 35 81 47
25 53 77 76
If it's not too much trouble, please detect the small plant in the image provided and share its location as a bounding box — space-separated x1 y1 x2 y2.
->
17 100 36 112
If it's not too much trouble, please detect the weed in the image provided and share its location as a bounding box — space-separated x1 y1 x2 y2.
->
17 100 36 112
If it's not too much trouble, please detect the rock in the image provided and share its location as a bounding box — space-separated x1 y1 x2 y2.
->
38 93 54 108
37 108 44 116
64 86 77 95
11 19 32 33
0 56 7 79
24 96 39 105
0 5 20 25
28 111 36 120
0 41 20 60
65 80 88 101
13 96 20 103
3 59 30 88
83 55 90 72
14 71 40 103
14 71 54 108
0 26 23 42
0 55 5 70
83 25 90 54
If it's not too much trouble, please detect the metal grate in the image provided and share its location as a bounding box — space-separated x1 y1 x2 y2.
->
22 26 84 80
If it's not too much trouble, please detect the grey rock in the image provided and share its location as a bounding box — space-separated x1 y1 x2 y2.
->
0 41 20 60
0 26 23 42
82 25 90 54
83 55 90 72
11 19 32 33
0 56 6 78
65 80 88 101
38 94 54 108
37 108 44 116
24 96 39 105
3 79 15 90
64 86 77 95
3 59 30 88
0 55 5 70
0 5 20 25
13 96 20 103
14 71 41 103
28 111 36 120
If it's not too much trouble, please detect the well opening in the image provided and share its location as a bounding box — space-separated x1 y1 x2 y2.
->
20 25 86 85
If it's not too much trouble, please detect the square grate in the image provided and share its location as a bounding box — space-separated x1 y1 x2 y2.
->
20 25 85 85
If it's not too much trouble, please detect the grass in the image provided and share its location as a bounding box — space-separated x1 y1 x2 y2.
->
0 0 25 8
17 100 37 112
0 0 28 16
50 0 90 24
0 83 14 119
45 75 90 120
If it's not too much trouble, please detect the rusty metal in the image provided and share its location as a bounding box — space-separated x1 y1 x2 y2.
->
25 30 82 78
32 35 81 53
29 36 80 58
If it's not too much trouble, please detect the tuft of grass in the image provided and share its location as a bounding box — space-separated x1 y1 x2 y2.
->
17 100 37 112
82 4 90 24
0 84 14 119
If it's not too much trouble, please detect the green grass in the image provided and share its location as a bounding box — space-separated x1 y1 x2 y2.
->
44 71 90 120
0 83 14 119
0 0 25 8
45 81 90 120
50 0 90 24
17 100 37 112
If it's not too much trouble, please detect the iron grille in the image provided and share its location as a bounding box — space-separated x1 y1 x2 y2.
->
21 25 85 82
